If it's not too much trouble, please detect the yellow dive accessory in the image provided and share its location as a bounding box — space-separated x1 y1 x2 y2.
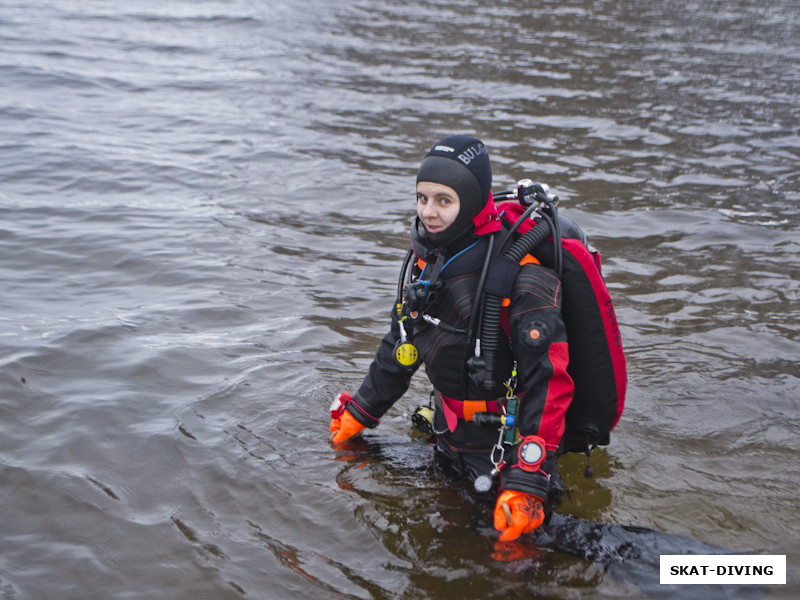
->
394 320 420 370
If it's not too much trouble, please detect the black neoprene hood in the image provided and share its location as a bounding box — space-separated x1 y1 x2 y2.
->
416 135 492 247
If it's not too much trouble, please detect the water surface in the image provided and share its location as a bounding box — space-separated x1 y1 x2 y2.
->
1 0 798 598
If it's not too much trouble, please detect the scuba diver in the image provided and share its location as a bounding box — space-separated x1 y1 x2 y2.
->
330 135 626 542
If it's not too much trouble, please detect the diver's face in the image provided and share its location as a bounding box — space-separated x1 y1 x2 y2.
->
416 181 461 235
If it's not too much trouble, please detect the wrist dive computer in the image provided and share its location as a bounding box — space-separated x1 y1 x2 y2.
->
517 436 546 472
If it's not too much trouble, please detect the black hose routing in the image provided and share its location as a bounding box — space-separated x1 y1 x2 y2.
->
469 216 553 390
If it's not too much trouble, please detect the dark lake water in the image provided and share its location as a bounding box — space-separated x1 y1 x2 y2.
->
1 0 798 598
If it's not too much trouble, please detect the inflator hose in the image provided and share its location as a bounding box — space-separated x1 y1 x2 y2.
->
472 218 552 390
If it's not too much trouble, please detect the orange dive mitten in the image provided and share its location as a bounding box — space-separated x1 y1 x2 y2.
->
329 393 365 443
493 490 545 541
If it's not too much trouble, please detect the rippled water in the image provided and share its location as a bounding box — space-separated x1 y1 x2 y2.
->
1 0 798 598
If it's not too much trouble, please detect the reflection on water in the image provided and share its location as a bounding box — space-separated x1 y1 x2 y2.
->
0 0 798 598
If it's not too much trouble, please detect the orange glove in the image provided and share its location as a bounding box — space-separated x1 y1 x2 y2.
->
329 393 365 443
493 490 545 541
330 410 365 443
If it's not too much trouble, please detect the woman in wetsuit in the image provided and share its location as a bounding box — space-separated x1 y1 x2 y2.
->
330 135 574 541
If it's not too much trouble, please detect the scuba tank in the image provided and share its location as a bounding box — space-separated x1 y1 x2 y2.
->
469 180 626 455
